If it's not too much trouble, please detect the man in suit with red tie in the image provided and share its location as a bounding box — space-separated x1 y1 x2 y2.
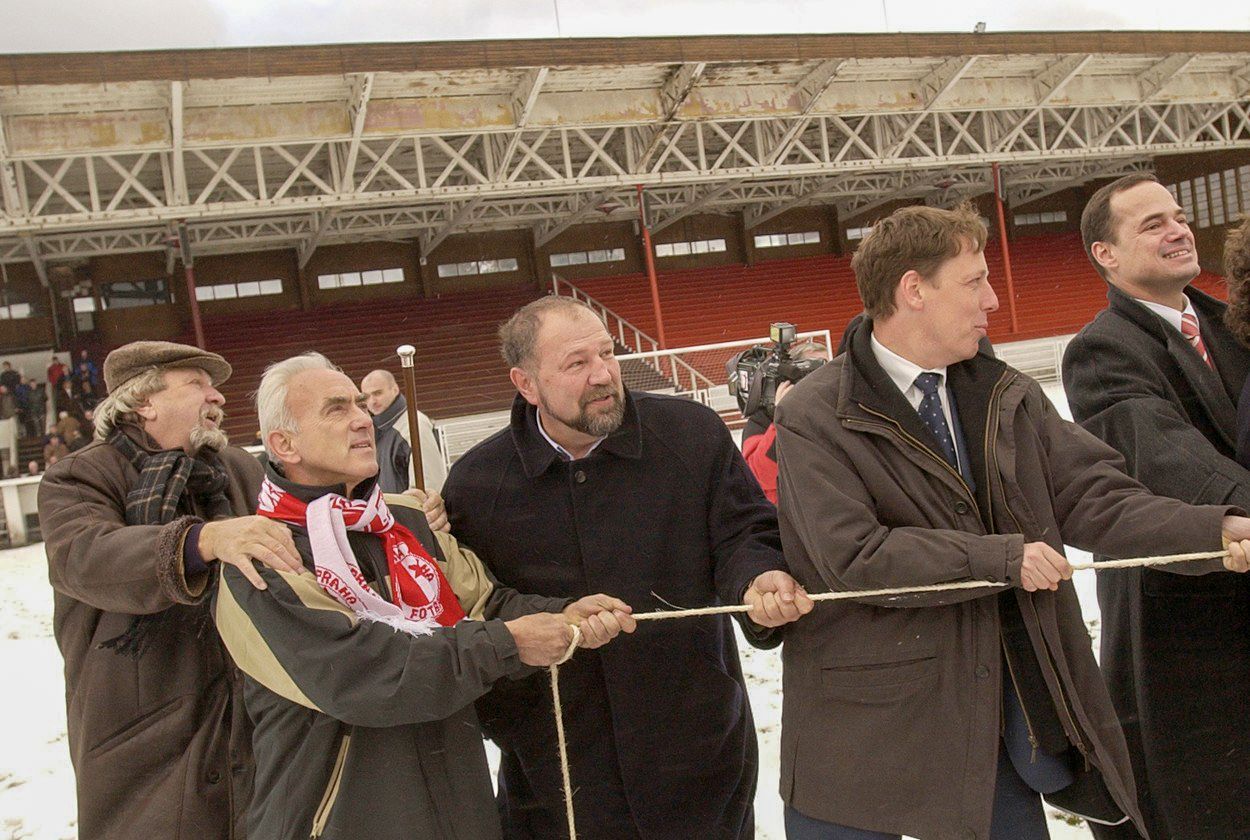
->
1062 173 1250 839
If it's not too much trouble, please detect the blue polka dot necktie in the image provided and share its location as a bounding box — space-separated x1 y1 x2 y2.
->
914 372 958 470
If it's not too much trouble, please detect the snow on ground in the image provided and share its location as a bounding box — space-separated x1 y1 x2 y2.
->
0 544 75 840
0 539 1096 840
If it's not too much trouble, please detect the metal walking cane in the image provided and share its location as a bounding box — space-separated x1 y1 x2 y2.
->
395 344 425 492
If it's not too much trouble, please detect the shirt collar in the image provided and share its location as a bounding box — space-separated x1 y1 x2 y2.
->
870 332 949 396
536 407 605 461
1133 294 1198 336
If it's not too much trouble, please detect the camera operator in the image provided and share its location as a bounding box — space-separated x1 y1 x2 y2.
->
742 339 830 503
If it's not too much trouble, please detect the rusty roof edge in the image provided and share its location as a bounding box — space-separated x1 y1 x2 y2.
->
3 31 1250 87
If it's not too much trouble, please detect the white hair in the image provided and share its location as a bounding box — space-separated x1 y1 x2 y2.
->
256 352 339 457
94 367 167 440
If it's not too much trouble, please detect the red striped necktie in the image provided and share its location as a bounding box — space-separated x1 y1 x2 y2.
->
1180 313 1215 370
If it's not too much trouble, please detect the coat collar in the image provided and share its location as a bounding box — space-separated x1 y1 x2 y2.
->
1105 282 1240 449
509 390 643 478
838 316 1009 434
261 454 379 505
373 393 406 431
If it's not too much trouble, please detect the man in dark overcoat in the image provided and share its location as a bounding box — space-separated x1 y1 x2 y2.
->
775 202 1250 840
1062 173 1250 839
442 295 812 839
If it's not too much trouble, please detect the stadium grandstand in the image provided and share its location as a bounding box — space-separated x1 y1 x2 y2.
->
0 30 1248 480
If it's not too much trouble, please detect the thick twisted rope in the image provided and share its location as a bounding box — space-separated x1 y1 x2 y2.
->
547 548 1229 838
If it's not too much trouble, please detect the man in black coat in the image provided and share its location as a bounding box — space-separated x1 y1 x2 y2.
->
1062 173 1250 839
443 296 813 839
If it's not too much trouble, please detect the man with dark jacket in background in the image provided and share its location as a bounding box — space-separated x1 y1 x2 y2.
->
444 296 812 839
1062 172 1250 839
217 352 632 840
37 340 305 840
361 367 447 493
27 377 47 436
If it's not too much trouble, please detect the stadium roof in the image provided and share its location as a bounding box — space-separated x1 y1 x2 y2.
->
1 31 1248 274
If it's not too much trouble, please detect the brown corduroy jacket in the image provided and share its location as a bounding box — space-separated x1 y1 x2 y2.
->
38 429 262 840
774 327 1234 840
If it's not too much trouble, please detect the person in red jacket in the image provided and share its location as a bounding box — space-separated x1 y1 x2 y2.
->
741 340 830 503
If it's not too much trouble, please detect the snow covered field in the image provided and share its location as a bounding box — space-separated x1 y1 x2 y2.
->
0 384 1098 839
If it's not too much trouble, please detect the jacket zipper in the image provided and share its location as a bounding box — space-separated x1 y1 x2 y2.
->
983 372 1090 763
1000 631 1042 763
852 403 983 523
983 371 1041 763
310 733 351 838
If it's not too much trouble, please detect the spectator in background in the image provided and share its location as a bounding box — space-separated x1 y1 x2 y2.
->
47 355 66 391
360 368 448 494
0 385 17 470
0 360 20 394
27 459 40 477
79 380 100 413
43 434 69 467
28 378 48 435
73 349 101 396
741 339 830 504
14 376 34 438
55 378 80 421
55 410 82 442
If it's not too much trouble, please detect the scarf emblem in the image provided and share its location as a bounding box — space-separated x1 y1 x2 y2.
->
257 477 465 635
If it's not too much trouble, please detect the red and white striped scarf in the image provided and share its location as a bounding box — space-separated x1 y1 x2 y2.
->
256 477 465 635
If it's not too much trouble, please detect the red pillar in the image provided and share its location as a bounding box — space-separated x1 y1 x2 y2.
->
636 184 668 349
183 263 206 349
991 163 1020 335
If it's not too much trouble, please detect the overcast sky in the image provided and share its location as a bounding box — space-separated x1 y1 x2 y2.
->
0 0 1247 54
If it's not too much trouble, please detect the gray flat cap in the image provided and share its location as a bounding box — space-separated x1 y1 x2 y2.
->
103 341 232 393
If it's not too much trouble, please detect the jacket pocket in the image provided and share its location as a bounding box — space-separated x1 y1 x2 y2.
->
87 694 187 757
820 653 938 700
310 732 351 838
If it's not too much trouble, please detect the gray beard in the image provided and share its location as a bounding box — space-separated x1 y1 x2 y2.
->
189 424 228 455
544 390 626 438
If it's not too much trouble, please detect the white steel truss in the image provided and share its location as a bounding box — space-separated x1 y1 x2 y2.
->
2 44 1249 263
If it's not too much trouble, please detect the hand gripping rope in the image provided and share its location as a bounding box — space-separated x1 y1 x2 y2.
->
547 549 1229 839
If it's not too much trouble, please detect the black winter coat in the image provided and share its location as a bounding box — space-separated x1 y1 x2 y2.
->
1062 283 1250 839
444 391 787 840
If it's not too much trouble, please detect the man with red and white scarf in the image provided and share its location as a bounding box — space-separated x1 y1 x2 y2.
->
214 352 635 840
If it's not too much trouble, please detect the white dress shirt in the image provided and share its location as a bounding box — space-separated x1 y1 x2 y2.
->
870 333 961 470
1134 294 1199 337
536 409 605 461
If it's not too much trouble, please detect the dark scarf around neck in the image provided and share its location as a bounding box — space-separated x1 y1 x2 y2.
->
99 428 233 658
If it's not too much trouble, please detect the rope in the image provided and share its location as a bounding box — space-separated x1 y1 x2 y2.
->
550 624 581 840
630 549 1229 621
546 548 1229 838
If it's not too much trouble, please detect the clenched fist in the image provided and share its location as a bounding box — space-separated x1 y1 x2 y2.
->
563 594 636 649
505 612 577 667
1019 542 1072 592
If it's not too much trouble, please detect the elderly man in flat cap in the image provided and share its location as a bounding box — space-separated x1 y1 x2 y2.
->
37 340 306 840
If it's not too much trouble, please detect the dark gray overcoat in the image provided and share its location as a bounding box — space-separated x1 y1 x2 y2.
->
1062 283 1250 839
